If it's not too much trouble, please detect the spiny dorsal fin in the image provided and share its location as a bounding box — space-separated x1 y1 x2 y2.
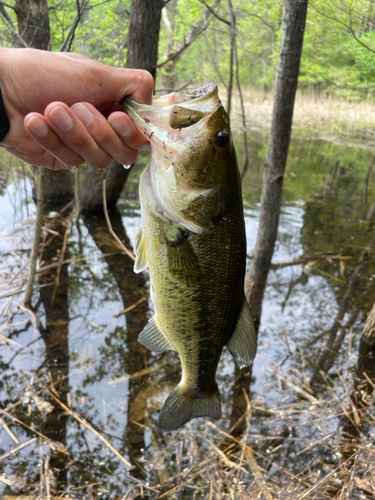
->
167 232 201 283
159 383 221 431
226 299 257 369
138 315 174 353
134 228 148 273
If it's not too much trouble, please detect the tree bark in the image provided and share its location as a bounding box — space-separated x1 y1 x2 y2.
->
245 0 309 327
126 0 164 79
14 0 74 204
80 0 164 210
80 161 130 212
15 0 50 49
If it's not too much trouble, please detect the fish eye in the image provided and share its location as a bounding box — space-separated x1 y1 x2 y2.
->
214 129 230 149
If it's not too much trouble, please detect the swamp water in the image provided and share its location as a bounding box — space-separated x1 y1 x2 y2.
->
0 129 374 499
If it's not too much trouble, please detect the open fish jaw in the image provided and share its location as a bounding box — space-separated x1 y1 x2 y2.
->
123 83 222 233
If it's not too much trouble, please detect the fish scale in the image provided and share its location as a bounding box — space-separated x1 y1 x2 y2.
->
123 83 257 430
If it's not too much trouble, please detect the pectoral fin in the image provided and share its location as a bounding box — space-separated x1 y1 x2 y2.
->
181 205 214 232
134 228 148 273
226 299 257 369
138 315 174 353
167 232 201 283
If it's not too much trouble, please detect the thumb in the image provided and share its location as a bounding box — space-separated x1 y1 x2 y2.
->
88 64 155 107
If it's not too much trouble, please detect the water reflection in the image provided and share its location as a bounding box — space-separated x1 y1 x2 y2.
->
0 133 374 498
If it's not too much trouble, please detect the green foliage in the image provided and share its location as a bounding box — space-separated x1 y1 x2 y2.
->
0 0 374 98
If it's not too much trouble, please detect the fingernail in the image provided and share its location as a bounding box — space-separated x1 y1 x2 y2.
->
49 106 73 131
110 115 131 137
26 116 48 137
71 103 94 127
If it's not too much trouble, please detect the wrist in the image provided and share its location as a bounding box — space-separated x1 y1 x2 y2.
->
0 48 12 142
0 88 10 142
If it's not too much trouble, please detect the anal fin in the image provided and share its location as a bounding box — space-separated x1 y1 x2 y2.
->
226 299 257 369
134 228 148 273
138 315 174 353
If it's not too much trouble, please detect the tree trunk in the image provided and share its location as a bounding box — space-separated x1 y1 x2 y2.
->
80 0 164 210
38 205 72 484
80 161 130 212
15 0 50 49
245 0 309 328
126 0 164 79
15 0 74 204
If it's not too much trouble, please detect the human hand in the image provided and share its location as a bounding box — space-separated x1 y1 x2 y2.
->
0 48 154 170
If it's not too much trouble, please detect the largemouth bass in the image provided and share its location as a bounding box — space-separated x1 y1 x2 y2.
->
123 83 257 431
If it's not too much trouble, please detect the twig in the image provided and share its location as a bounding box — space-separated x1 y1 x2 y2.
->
24 167 45 305
230 1 249 180
46 389 132 468
114 296 146 317
0 409 50 440
297 454 356 499
0 437 37 463
14 301 39 333
51 216 72 305
0 417 19 443
226 0 235 115
198 0 230 25
59 0 90 52
102 179 135 261
0 4 29 47
75 168 81 219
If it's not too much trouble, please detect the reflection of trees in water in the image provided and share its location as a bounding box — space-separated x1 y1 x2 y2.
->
297 161 375 382
37 204 72 487
83 208 150 479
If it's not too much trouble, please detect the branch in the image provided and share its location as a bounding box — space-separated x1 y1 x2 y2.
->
48 0 63 11
237 7 275 30
0 4 28 47
24 167 45 305
59 0 90 52
162 6 174 55
0 0 16 11
311 2 375 55
157 8 213 69
203 24 226 87
198 0 230 26
48 0 64 11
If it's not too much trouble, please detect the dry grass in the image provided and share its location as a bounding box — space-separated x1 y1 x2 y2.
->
230 90 375 150
1 364 374 499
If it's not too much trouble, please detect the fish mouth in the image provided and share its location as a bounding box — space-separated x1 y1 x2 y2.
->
121 82 220 149
122 83 221 233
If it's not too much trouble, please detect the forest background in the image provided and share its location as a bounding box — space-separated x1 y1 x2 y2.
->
0 0 374 102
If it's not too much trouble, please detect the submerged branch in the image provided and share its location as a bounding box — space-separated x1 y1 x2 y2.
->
24 167 45 305
102 179 135 261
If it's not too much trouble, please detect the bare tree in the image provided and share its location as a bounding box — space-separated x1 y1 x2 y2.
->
245 0 309 328
158 3 213 92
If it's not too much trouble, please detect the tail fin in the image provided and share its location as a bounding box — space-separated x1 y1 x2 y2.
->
159 384 221 431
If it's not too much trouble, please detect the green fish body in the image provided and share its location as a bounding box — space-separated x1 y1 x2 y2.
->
123 83 257 431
